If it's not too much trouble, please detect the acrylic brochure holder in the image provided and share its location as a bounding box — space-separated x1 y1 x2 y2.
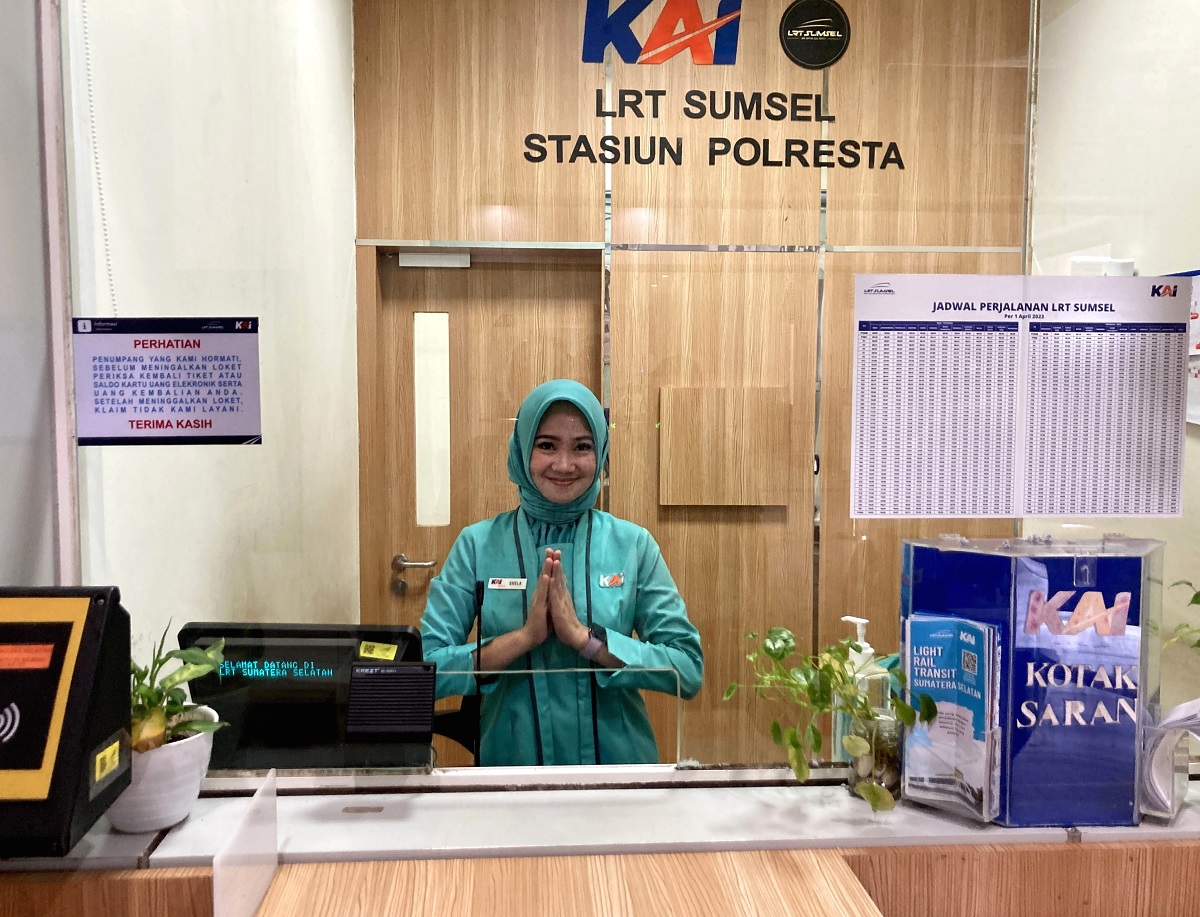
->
901 535 1181 828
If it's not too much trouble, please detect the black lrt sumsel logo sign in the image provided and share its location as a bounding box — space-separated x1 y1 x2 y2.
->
779 0 851 70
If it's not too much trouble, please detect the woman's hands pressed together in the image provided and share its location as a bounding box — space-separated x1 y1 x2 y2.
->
519 549 589 653
548 550 591 654
479 547 621 672
519 551 555 650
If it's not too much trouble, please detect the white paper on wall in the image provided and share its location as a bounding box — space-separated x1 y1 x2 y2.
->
850 275 1190 518
73 317 262 445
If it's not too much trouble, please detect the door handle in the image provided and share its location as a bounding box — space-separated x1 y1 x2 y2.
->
391 553 437 596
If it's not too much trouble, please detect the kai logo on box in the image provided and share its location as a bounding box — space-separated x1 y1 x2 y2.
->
582 0 742 65
1151 284 1178 297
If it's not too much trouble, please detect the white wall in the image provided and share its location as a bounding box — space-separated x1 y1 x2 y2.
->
63 0 359 658
0 0 56 585
1029 0 1200 706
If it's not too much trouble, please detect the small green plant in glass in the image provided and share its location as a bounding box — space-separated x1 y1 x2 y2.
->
724 627 937 813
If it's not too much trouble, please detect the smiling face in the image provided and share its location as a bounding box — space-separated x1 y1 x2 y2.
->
529 402 597 505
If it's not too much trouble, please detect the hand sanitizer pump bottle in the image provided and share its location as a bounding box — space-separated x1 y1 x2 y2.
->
837 615 902 797
833 615 891 762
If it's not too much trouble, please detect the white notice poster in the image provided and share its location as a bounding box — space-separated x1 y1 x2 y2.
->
850 275 1189 517
74 317 262 445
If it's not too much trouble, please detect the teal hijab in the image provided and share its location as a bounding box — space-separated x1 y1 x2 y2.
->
507 380 609 524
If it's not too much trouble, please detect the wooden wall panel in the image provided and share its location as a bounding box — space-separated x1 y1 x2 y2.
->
610 251 817 764
818 253 1022 656
826 0 1031 246
353 0 1034 767
659 386 792 506
609 4 823 245
353 0 603 242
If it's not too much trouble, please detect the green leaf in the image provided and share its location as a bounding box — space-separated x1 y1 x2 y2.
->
762 627 796 662
810 668 833 708
892 669 908 688
722 683 738 701
918 693 939 723
160 662 216 692
168 720 227 738
784 726 800 752
744 631 759 640
166 646 218 666
854 781 896 813
842 734 870 758
770 720 783 747
787 742 810 783
893 699 917 727
805 721 822 756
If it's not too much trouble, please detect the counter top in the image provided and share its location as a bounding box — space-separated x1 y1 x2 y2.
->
6 777 1197 872
151 782 1076 867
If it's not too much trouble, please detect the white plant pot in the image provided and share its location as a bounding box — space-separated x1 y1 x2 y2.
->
106 706 217 834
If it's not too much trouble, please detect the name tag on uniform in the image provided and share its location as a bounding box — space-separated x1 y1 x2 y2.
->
487 577 527 590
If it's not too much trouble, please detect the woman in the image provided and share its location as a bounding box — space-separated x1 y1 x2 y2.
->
420 379 704 766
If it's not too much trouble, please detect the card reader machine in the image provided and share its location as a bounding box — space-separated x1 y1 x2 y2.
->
0 587 131 857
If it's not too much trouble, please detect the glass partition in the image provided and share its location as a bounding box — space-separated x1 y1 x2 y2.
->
57 0 1200 783
437 667 683 768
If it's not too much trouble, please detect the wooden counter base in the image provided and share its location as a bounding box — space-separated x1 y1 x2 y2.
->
5 841 1200 916
257 849 880 917
844 840 1200 917
0 867 213 917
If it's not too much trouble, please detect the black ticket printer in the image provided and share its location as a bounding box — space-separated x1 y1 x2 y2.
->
0 587 131 857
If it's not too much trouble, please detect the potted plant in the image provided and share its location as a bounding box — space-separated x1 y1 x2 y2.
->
724 627 937 813
105 628 227 833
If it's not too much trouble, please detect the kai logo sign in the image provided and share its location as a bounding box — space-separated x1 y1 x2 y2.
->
1024 589 1132 637
582 0 743 65
1151 283 1178 297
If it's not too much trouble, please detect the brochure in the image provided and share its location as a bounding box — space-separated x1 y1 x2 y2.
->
904 614 1001 822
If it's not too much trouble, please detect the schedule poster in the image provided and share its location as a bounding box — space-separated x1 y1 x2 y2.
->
850 275 1189 518
74 317 262 446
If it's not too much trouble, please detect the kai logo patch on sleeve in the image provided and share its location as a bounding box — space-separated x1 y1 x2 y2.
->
598 573 625 588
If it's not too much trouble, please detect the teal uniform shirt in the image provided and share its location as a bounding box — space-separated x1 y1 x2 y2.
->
420 507 704 765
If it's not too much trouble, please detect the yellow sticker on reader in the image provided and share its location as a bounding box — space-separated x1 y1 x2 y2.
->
359 641 398 661
94 740 121 783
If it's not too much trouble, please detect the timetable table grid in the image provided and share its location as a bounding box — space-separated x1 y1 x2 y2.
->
1025 327 1186 516
849 275 1189 519
852 322 1018 517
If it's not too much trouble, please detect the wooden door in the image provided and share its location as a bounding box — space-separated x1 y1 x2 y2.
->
357 246 602 764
